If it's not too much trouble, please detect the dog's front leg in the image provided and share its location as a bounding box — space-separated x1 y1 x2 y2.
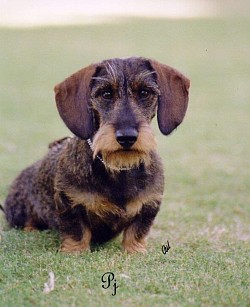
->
122 201 160 253
55 191 91 253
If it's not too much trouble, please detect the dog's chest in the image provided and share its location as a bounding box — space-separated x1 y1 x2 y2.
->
67 190 144 219
63 162 163 223
92 164 150 199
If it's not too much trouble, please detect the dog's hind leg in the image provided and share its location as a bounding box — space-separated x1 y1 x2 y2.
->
5 194 28 229
4 166 34 229
4 163 48 231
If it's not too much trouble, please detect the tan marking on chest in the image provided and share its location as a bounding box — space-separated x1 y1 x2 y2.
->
67 190 124 218
66 187 162 219
125 191 162 216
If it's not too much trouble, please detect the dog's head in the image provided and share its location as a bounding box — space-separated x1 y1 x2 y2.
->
54 57 190 170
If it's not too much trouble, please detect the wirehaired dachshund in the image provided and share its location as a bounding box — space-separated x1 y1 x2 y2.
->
4 57 190 253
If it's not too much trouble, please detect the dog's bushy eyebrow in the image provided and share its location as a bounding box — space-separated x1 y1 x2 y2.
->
105 62 119 84
91 76 111 83
133 71 158 89
91 61 120 86
135 70 157 81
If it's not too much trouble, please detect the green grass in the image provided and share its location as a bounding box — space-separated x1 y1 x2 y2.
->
1 16 250 306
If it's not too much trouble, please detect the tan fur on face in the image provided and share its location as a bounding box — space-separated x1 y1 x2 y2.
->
92 123 157 171
92 124 119 157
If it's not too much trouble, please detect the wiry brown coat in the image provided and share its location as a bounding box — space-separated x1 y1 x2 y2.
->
4 57 190 253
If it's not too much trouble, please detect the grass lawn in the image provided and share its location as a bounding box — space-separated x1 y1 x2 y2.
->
0 16 250 306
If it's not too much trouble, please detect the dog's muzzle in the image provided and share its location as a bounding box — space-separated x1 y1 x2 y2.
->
115 128 138 149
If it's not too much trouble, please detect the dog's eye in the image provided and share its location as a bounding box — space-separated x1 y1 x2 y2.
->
102 90 113 100
138 89 150 99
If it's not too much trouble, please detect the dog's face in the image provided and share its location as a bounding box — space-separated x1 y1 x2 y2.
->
90 58 160 126
54 57 190 169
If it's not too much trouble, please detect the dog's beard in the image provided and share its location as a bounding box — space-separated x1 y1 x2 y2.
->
92 124 157 171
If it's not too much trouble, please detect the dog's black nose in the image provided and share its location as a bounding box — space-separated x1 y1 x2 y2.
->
116 128 138 149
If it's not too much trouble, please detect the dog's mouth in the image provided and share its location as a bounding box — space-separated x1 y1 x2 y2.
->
90 123 157 171
116 148 135 152
100 149 150 172
99 148 146 160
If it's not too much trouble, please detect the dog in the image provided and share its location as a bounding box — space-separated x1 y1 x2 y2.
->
4 57 190 253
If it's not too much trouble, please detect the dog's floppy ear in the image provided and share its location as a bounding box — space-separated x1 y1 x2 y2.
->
150 60 190 135
54 64 97 139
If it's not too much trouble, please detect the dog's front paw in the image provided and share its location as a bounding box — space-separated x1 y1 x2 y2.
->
60 237 90 254
122 226 147 254
122 238 147 254
60 245 90 254
60 228 91 254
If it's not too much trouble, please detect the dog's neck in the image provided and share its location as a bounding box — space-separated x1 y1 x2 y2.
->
87 139 133 172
